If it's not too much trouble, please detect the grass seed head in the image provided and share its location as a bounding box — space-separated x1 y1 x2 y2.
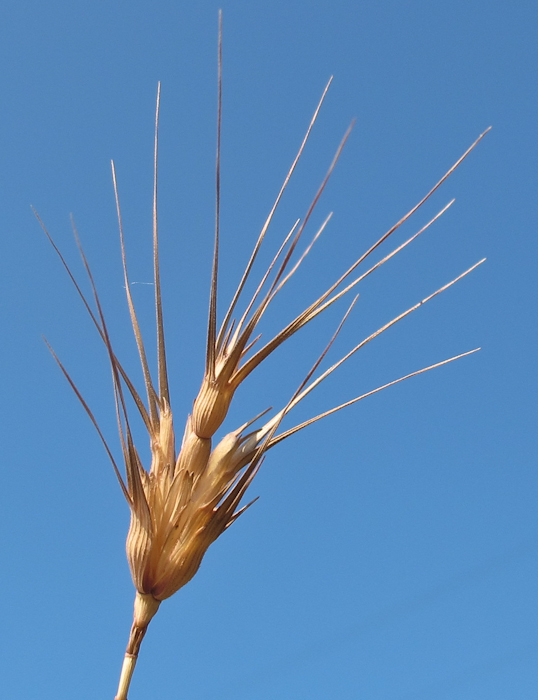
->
42 17 488 700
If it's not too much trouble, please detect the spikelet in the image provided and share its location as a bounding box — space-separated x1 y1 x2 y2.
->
39 14 489 700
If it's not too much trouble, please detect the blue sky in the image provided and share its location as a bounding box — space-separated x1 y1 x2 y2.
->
0 1 536 698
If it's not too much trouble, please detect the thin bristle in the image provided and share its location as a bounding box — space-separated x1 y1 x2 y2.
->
112 161 159 429
236 212 332 345
68 219 153 517
263 123 353 299
280 259 486 414
153 82 170 406
226 123 355 384
268 212 333 303
43 337 131 503
257 293 359 441
233 167 478 388
316 129 492 300
206 10 223 380
270 348 482 446
284 198 456 335
38 211 152 432
233 219 300 342
217 76 333 346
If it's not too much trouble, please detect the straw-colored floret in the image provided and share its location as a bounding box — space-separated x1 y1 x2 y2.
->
39 14 489 700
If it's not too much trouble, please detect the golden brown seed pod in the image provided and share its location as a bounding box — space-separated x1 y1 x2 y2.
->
191 374 234 438
202 430 242 486
175 418 212 478
150 400 175 477
126 509 153 594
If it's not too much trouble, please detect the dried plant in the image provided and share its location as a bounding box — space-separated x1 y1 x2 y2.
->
38 13 488 699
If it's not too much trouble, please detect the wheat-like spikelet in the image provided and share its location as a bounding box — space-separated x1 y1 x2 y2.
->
38 13 488 699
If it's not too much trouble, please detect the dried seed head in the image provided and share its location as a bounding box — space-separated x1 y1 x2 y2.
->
123 406 261 604
42 26 488 699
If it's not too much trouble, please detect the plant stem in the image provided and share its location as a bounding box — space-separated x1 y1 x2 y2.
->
115 654 138 700
115 593 161 699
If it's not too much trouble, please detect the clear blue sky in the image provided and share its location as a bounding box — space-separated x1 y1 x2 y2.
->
0 1 536 698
